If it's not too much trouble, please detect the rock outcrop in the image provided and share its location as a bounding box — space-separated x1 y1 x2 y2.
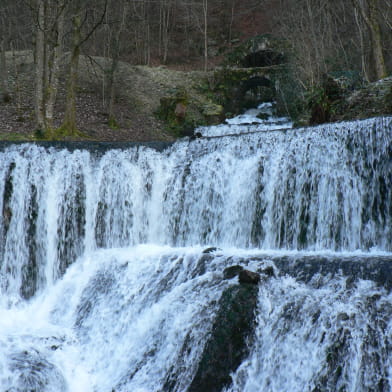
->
188 283 259 392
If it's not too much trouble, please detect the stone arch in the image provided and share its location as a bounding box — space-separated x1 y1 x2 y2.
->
233 75 275 111
241 49 285 68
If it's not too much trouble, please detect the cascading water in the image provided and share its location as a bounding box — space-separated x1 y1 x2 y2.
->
0 116 391 392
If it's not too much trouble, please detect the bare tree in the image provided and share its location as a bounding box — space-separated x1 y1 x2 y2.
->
106 0 129 126
0 1 28 104
0 6 11 103
158 0 174 63
351 0 387 80
0 38 11 103
202 0 208 71
29 0 68 132
60 0 107 135
34 0 45 130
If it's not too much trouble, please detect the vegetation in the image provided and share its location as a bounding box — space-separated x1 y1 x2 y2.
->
0 0 391 140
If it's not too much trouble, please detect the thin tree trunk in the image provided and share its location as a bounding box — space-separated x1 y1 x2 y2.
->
45 2 64 131
351 0 387 80
108 4 128 126
0 40 10 102
146 21 151 65
158 0 163 58
354 7 370 81
107 68 117 126
368 0 386 79
228 0 235 43
203 0 208 71
11 47 21 114
62 13 81 134
35 0 46 130
162 1 171 63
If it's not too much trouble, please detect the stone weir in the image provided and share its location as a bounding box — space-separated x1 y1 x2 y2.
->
0 140 174 154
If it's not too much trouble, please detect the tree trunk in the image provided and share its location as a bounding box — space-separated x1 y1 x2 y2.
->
45 2 64 131
62 13 81 134
35 0 46 130
228 0 235 43
107 3 128 127
354 7 370 81
161 1 171 63
368 0 386 79
0 40 10 103
352 0 387 80
203 0 208 71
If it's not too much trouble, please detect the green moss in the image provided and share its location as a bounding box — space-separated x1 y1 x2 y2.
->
108 116 119 130
384 83 392 112
0 133 35 141
202 103 224 124
33 125 91 141
157 87 211 136
33 128 46 139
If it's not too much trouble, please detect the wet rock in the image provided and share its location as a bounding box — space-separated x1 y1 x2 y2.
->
261 265 275 278
337 313 350 322
223 265 243 279
189 132 203 141
3 206 12 228
239 269 260 284
202 247 221 254
224 265 273 281
188 284 258 392
190 254 213 278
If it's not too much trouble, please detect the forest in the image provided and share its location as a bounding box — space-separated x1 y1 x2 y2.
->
0 0 391 140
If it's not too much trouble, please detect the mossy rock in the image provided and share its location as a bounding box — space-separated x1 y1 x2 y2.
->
202 103 224 124
158 86 223 135
33 126 90 141
332 76 392 122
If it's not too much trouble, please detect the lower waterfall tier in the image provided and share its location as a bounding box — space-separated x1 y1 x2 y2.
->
0 246 390 392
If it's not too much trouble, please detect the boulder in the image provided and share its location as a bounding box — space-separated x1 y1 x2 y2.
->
202 247 221 254
202 103 224 125
223 265 243 279
188 283 258 392
239 269 260 284
224 265 274 281
261 265 275 278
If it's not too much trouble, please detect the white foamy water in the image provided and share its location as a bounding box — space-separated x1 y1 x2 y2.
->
196 102 293 137
0 116 391 391
0 246 232 392
0 246 391 392
226 276 392 392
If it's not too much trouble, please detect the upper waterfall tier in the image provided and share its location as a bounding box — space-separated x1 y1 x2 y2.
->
0 116 391 296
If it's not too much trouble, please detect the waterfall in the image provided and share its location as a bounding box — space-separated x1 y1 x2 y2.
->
0 116 391 391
